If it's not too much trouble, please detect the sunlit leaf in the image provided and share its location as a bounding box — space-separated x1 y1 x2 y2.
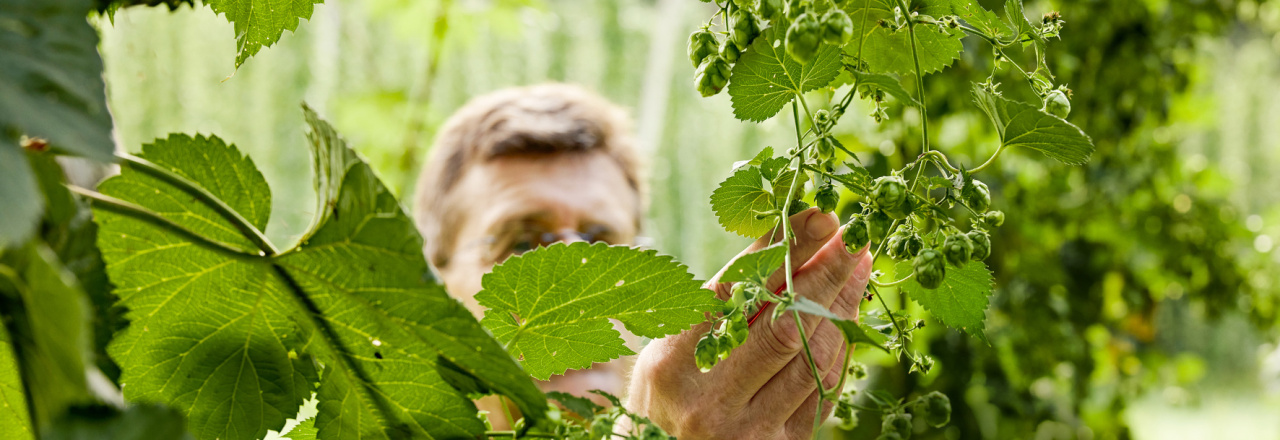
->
728 27 843 122
477 242 718 380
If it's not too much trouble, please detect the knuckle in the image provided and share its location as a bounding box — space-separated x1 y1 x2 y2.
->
765 315 805 357
829 284 862 319
809 324 843 371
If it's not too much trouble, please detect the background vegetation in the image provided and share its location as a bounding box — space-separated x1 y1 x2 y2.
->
86 0 1280 438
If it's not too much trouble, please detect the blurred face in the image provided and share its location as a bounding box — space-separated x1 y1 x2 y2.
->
437 151 639 315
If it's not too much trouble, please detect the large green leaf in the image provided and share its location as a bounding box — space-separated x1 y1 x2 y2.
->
205 0 323 67
971 84 1094 165
728 27 843 122
476 242 719 380
843 0 964 75
0 321 35 440
895 260 994 343
93 108 545 440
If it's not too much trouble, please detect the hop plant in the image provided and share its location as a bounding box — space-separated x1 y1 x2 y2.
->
914 391 952 428
694 55 732 97
688 28 718 68
695 333 720 372
731 7 762 50
871 176 908 212
867 209 893 242
962 180 991 213
820 9 854 44
967 230 991 261
1044 88 1071 118
785 12 822 63
881 413 913 439
941 233 973 267
913 249 946 289
815 182 839 213
982 210 1005 228
843 215 871 251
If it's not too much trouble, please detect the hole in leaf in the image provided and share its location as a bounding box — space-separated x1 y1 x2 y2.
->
615 279 625 287
374 351 383 359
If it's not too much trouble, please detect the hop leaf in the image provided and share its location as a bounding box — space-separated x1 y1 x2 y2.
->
897 259 994 343
93 108 547 440
476 242 719 380
843 0 964 75
971 84 1094 165
206 0 322 68
728 27 843 122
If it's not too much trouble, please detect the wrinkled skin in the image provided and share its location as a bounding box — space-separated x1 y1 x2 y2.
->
629 209 873 439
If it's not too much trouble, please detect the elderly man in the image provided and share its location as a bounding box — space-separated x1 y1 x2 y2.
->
414 83 871 439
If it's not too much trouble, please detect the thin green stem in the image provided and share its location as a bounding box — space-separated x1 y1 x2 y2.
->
67 185 261 256
119 153 279 256
785 100 828 437
870 272 915 288
873 285 908 345
969 145 1004 174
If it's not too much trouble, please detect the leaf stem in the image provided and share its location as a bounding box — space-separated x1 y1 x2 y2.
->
785 100 829 435
969 145 1004 174
870 272 915 288
119 153 279 256
67 184 261 256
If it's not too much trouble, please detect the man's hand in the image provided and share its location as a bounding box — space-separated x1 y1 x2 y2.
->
627 208 872 439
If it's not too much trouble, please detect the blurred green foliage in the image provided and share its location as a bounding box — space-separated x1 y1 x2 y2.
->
96 0 1280 438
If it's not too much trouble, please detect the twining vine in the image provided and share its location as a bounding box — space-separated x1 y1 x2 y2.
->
688 0 1092 436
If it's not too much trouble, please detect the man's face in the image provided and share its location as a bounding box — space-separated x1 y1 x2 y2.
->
437 151 639 314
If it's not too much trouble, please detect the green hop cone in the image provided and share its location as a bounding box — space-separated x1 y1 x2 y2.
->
871 176 908 211
815 183 839 213
843 216 871 251
867 209 892 242
784 0 805 20
962 180 991 213
688 29 719 68
982 210 1005 228
886 233 907 259
715 333 736 360
913 249 946 289
820 9 854 44
901 233 924 259
881 413 913 439
720 38 741 63
723 312 750 348
731 0 756 9
941 233 973 267
785 12 822 64
695 333 720 372
883 193 915 220
1044 89 1071 118
848 362 869 380
916 391 951 428
814 109 831 127
967 230 991 261
590 417 614 440
731 7 762 50
694 55 731 97
835 399 859 430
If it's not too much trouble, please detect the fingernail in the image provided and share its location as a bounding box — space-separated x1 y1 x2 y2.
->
806 211 838 241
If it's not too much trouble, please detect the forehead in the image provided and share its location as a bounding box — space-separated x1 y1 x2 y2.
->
450 152 640 232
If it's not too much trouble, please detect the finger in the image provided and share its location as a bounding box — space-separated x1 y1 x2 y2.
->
706 208 839 301
710 236 867 401
669 208 840 357
783 376 840 440
746 321 845 424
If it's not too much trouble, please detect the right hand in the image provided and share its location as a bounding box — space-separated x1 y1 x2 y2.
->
626 208 872 439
